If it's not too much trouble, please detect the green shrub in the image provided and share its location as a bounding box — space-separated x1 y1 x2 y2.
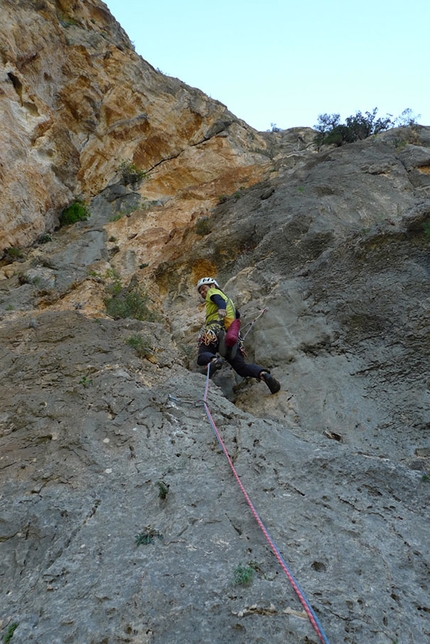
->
60 200 90 226
314 107 420 148
105 270 122 295
394 108 421 128
126 334 152 358
194 217 212 236
5 247 23 259
118 159 147 184
38 233 52 244
104 279 158 321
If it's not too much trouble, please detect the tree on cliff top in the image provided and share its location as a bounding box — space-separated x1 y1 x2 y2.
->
314 107 419 148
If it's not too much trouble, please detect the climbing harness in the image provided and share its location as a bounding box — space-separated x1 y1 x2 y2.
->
197 321 224 347
198 307 267 363
201 367 331 644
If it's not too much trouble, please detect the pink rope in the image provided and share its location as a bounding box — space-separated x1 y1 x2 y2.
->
202 369 330 644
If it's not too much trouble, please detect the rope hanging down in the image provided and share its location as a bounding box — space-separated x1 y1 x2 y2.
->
202 368 331 644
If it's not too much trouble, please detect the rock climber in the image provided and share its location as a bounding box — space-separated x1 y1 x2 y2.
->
196 277 280 394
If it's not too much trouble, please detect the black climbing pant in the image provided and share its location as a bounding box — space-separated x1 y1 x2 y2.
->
197 342 263 379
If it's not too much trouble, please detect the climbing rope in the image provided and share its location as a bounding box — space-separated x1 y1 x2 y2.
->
241 307 268 341
202 367 331 644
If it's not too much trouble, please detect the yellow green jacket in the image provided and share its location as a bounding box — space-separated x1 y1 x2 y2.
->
205 287 236 329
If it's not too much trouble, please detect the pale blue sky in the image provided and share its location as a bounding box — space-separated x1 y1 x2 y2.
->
103 0 428 132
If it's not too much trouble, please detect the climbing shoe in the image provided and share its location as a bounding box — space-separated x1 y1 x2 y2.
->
208 357 223 377
260 371 280 394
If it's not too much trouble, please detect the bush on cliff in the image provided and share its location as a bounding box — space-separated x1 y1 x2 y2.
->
60 200 90 226
104 273 158 322
314 107 419 148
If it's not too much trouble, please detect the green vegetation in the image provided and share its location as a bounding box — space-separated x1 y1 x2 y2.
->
233 563 255 586
60 200 90 226
118 159 147 184
194 217 212 236
79 376 93 388
104 273 158 321
218 187 245 204
105 286 155 321
126 334 152 359
58 14 79 27
110 198 156 222
38 233 52 244
3 623 19 644
423 219 430 240
157 480 169 500
5 247 23 259
314 107 420 148
135 527 163 546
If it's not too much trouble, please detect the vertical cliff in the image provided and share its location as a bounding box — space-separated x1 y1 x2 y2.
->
0 2 430 644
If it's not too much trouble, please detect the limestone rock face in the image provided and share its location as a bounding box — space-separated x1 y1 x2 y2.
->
1 2 430 644
0 0 279 254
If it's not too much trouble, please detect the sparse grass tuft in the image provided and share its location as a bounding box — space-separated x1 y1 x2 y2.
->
126 334 152 359
4 622 19 644
135 527 163 546
5 247 23 259
157 480 169 500
233 563 255 586
79 376 93 388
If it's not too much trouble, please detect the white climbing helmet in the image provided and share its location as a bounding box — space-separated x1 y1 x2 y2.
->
197 277 219 291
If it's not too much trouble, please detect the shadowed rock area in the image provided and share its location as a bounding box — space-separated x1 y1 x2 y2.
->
1 2 430 644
